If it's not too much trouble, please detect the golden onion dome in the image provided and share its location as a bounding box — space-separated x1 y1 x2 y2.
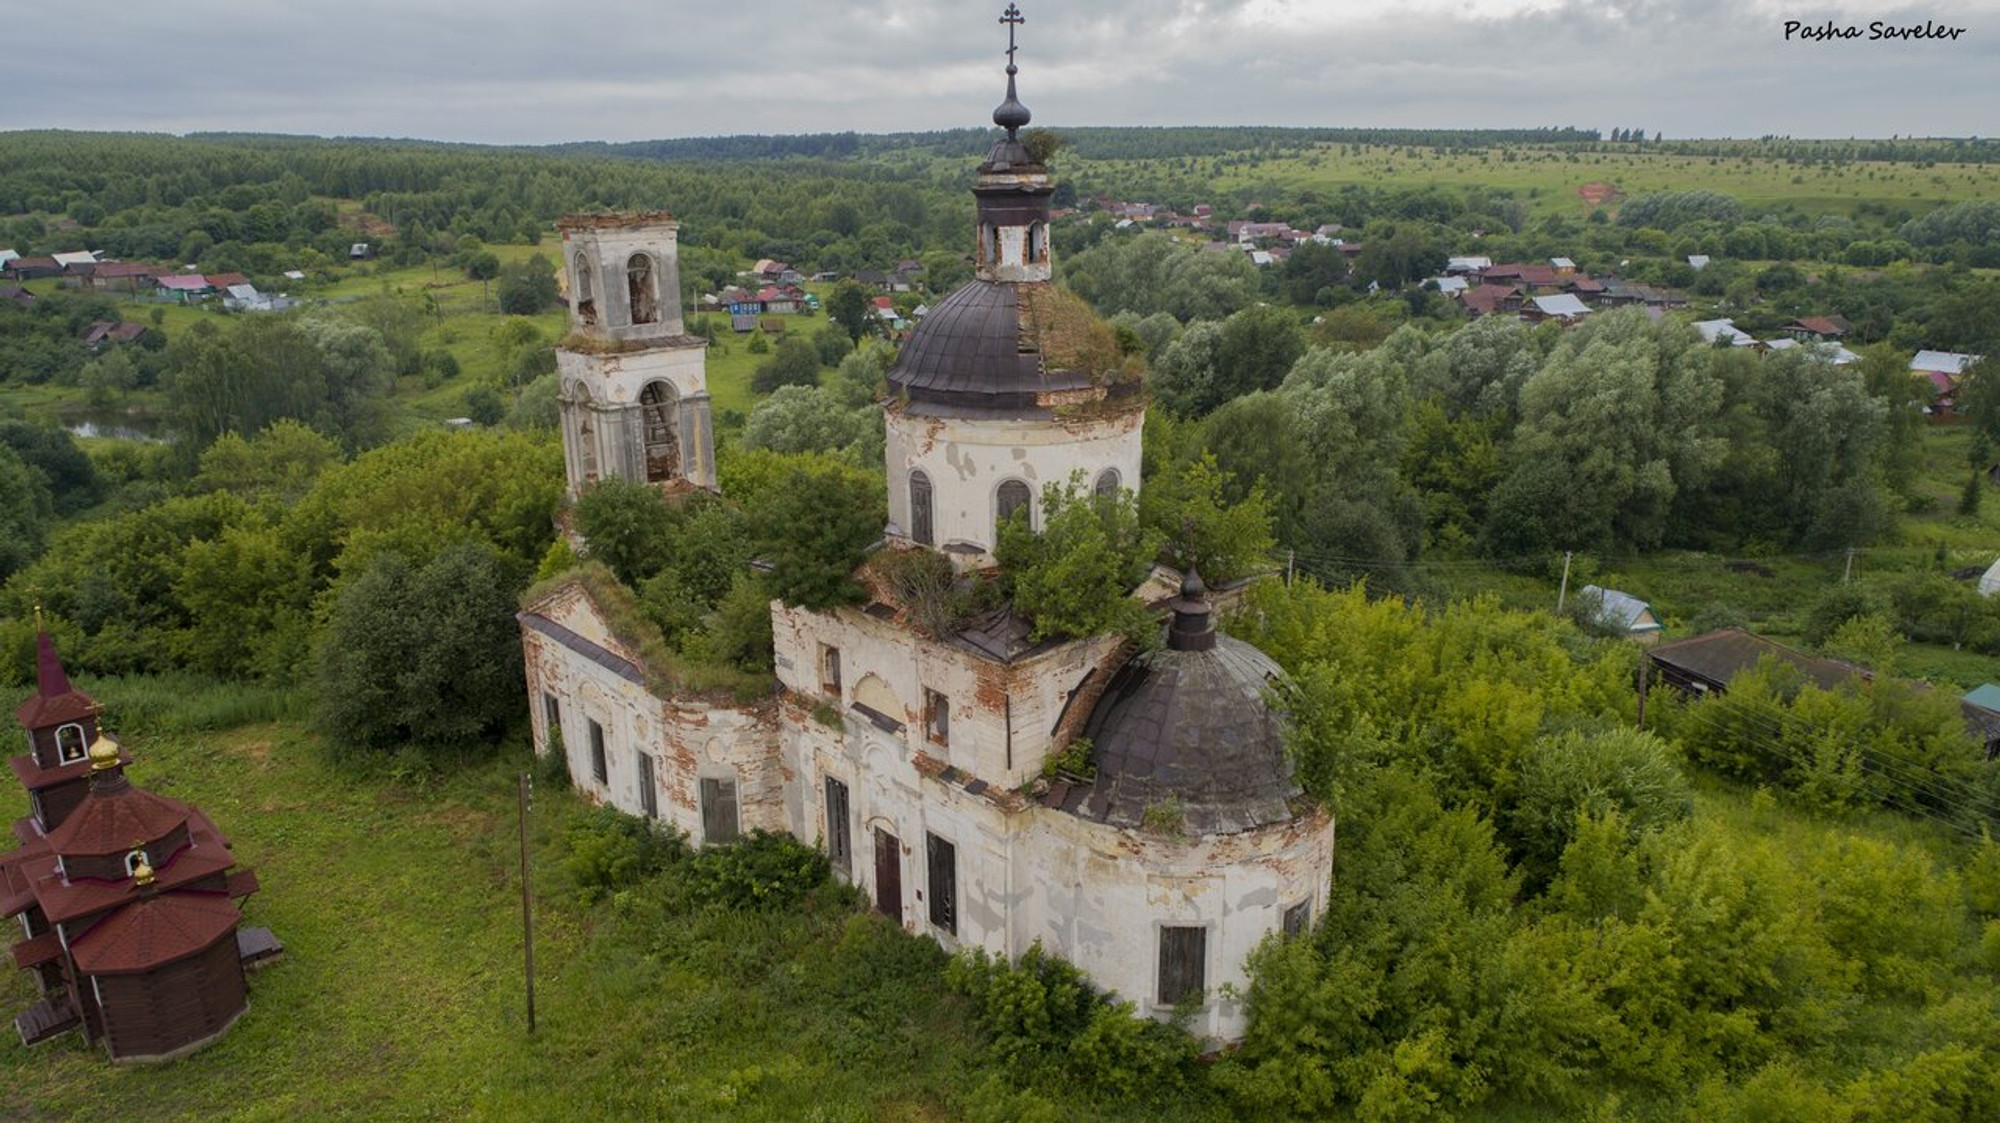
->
88 735 122 771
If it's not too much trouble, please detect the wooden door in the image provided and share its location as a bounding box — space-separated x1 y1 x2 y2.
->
873 828 900 920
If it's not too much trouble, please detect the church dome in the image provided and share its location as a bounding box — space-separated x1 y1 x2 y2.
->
888 281 1140 415
1070 592 1300 835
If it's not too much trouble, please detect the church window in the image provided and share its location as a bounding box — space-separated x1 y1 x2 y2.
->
637 753 658 820
923 688 950 747
1159 926 1207 1006
701 777 740 843
573 252 597 324
541 693 560 747
821 645 842 697
996 479 1033 540
824 776 851 874
627 253 660 325
639 381 681 483
589 720 608 785
124 848 148 877
926 832 957 935
54 723 87 765
1283 900 1312 939
909 470 934 546
1093 468 1121 499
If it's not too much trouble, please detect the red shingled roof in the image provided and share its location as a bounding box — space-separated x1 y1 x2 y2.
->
14 632 98 730
41 777 191 858
69 889 240 975
1460 284 1517 316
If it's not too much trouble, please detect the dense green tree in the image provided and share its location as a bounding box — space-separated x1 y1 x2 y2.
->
0 446 54 581
745 458 885 610
997 477 1162 647
750 334 823 394
826 280 874 344
0 421 102 514
191 420 343 503
573 477 676 586
496 253 560 315
313 542 527 755
742 384 881 463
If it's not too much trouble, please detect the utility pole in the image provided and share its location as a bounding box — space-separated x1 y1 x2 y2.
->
519 771 536 1035
1556 551 1574 613
1636 654 1650 731
1286 549 1295 587
1843 547 1855 584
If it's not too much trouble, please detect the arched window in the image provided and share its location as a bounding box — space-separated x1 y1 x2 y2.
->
627 253 659 325
639 381 680 482
909 470 934 546
983 224 1001 266
996 479 1033 541
124 848 148 877
54 723 86 765
1028 222 1048 263
1093 468 1122 499
573 252 597 324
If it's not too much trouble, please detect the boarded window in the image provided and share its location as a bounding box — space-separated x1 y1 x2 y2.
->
589 720 608 785
821 645 842 696
824 776 851 873
1159 926 1206 1006
996 479 1032 540
700 776 740 844
923 688 950 747
637 753 658 820
54 724 87 765
627 253 659 325
927 833 957 935
639 381 680 483
909 470 934 546
1283 900 1311 939
1093 468 1121 499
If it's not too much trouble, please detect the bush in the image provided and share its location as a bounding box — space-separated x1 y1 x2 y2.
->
1508 727 1693 881
684 830 830 909
564 805 687 903
997 475 1163 647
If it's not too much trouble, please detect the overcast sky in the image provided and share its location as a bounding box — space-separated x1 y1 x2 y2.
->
4 0 1996 144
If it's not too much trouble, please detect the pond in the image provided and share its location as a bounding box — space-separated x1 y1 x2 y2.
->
62 408 167 443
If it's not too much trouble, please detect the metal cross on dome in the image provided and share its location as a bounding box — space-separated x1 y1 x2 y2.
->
1000 4 1024 66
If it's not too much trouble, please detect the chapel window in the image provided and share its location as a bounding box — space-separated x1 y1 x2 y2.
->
821 645 842 697
1159 926 1207 1007
627 253 660 325
124 848 148 877
639 381 680 483
637 753 659 821
909 470 935 546
923 688 950 748
996 479 1032 541
589 720 608 785
701 776 740 844
927 832 957 935
55 723 87 765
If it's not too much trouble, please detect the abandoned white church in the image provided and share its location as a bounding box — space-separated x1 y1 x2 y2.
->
519 13 1334 1043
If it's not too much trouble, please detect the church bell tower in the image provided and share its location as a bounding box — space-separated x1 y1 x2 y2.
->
554 213 717 497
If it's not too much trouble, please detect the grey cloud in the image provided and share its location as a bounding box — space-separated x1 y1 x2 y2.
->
1 0 1995 141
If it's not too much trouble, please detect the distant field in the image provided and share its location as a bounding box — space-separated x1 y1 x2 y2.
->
1074 143 2000 218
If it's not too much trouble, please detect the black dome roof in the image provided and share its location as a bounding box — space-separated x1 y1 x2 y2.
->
1072 635 1300 835
887 280 1095 414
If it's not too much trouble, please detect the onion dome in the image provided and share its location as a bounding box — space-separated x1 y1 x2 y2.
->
1071 574 1300 834
89 735 122 772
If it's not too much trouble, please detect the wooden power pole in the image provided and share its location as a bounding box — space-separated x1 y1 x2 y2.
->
519 771 536 1035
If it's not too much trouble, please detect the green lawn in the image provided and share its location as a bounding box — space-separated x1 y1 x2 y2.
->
0 673 1051 1123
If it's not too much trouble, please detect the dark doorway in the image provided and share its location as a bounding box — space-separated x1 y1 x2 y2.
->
873 827 901 920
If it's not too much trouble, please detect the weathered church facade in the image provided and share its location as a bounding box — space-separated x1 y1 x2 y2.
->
519 15 1334 1043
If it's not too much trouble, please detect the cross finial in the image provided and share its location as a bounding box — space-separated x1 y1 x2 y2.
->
1001 3 1024 67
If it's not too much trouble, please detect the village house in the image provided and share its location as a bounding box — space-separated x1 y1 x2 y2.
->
520 35 1333 1044
1577 585 1663 642
1781 315 1852 342
3 256 62 281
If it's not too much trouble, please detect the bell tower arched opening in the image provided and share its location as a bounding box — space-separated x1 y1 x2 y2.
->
628 253 660 325
640 380 681 482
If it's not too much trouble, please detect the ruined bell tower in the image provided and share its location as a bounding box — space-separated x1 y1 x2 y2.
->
554 212 717 497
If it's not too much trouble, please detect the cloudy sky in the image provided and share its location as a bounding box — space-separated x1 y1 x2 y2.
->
5 0 1997 143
